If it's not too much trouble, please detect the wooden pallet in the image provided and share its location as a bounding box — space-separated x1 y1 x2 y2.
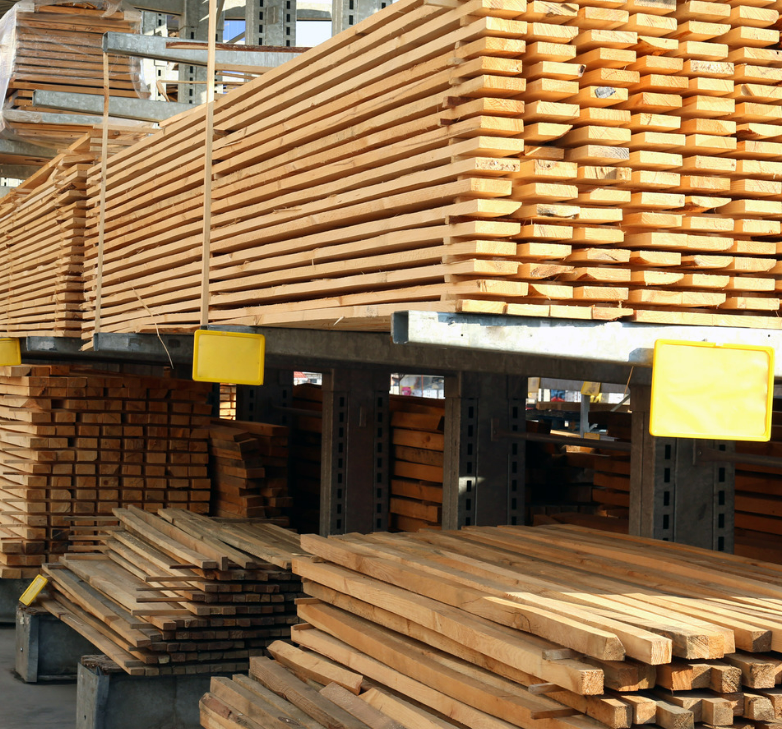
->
41 507 303 675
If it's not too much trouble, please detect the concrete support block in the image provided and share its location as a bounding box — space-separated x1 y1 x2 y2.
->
16 605 96 683
76 656 225 729
0 578 28 624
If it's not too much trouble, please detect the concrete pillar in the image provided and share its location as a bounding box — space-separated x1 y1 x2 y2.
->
629 385 735 551
320 369 390 535
442 372 527 530
332 0 384 34
245 0 297 47
16 605 96 682
77 656 226 729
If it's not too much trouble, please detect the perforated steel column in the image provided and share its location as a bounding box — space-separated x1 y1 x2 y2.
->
235 369 293 426
245 0 297 47
442 372 527 529
320 369 390 535
630 385 734 551
332 0 385 34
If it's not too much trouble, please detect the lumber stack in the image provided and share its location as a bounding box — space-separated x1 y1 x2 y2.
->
734 413 782 564
39 507 303 675
72 0 782 335
209 419 292 521
0 1 148 150
0 365 213 579
201 645 466 729
288 524 782 729
389 394 445 531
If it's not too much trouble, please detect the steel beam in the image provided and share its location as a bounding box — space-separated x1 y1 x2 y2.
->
0 164 39 180
32 91 190 121
103 32 301 68
394 311 782 379
0 137 56 163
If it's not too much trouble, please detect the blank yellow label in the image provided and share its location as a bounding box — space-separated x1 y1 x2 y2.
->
0 338 21 366
192 330 265 386
19 575 48 606
650 340 773 441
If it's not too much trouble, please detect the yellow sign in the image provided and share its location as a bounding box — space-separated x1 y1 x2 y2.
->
0 338 21 366
650 340 773 441
581 381 601 397
192 330 265 386
19 575 48 606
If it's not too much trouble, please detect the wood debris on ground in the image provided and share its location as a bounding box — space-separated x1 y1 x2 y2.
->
0 0 149 149
40 507 305 675
0 364 213 578
258 524 782 729
209 418 292 520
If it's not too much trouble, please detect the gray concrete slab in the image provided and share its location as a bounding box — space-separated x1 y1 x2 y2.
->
0 625 77 729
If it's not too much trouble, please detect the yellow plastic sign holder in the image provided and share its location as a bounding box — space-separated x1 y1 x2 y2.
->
19 575 48 606
0 338 21 366
192 329 265 386
650 339 773 442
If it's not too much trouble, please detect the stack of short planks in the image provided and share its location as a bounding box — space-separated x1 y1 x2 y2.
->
0 1 148 149
76 0 782 335
209 419 291 521
389 394 445 532
290 523 782 729
0 364 213 578
201 643 468 729
40 507 304 675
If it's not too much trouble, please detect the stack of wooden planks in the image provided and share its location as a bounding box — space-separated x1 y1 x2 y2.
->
389 394 445 531
70 0 782 335
0 1 148 150
40 506 304 675
288 383 323 535
201 644 469 729
0 364 213 578
734 412 782 564
0 127 148 338
209 419 292 521
288 524 782 729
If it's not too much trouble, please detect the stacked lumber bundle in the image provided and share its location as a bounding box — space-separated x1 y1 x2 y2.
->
289 524 782 729
734 413 782 564
288 384 322 534
0 1 148 150
0 364 213 579
40 507 304 675
201 644 468 729
389 394 444 531
75 0 782 334
209 419 291 521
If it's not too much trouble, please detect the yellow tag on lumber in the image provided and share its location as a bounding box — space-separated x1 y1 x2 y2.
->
19 575 48 606
650 340 773 441
192 330 265 386
0 338 21 366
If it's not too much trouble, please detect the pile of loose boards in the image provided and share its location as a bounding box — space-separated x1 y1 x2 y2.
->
0 1 147 149
0 364 214 578
40 507 304 675
270 524 782 729
70 0 782 335
209 419 292 520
